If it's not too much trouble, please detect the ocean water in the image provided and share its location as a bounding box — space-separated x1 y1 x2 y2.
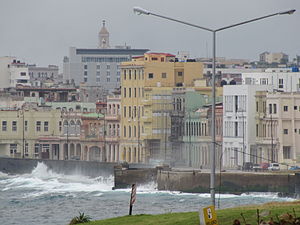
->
0 163 295 225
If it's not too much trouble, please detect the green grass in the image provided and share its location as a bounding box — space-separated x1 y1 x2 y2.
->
81 201 300 225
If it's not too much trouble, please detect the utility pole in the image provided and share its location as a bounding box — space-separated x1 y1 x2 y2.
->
271 113 274 162
188 111 192 167
22 107 25 159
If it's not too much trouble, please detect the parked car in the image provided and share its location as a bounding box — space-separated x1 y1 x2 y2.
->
252 164 261 172
260 162 270 170
242 162 253 171
289 166 300 171
268 163 280 171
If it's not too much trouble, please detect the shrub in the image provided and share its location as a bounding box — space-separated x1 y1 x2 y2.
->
69 212 92 225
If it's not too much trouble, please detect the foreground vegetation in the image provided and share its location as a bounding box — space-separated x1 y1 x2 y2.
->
78 201 300 225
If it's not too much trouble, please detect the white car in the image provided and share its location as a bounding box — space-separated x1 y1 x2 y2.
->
268 163 280 171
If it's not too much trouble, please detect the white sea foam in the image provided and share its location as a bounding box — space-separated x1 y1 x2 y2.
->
0 171 8 178
1 162 114 198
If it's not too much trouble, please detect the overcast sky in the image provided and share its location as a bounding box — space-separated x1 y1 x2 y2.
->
0 0 299 68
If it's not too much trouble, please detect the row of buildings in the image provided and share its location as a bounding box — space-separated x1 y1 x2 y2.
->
1 21 300 169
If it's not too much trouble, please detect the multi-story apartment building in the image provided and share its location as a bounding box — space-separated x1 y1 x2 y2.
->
0 57 31 89
28 64 59 87
259 52 289 64
0 108 61 159
222 84 272 169
120 53 203 164
105 94 121 162
63 21 148 93
255 91 300 166
242 70 300 92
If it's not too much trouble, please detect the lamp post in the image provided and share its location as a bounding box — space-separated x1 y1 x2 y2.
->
133 6 295 206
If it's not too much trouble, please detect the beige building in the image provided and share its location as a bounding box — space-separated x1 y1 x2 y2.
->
255 91 300 166
0 108 61 159
120 53 204 163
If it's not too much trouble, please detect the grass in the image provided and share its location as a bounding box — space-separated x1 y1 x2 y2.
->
82 201 300 225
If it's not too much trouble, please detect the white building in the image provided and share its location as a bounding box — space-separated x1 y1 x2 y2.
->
28 64 59 87
242 70 300 92
0 57 30 89
222 84 272 169
63 21 148 93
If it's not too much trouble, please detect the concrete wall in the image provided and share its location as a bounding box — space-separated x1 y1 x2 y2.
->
0 157 117 177
114 166 158 188
157 170 296 195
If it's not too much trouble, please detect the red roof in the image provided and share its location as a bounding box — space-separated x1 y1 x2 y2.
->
146 53 176 57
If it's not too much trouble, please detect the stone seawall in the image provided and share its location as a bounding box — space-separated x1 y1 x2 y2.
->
114 166 158 189
0 157 117 177
157 170 296 195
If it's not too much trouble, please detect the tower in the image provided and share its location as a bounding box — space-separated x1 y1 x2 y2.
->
98 20 110 49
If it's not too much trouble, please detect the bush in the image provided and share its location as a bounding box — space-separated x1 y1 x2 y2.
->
69 212 92 225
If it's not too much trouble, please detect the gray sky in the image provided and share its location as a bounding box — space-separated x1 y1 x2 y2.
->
0 0 299 68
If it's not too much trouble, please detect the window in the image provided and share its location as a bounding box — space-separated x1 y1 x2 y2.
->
148 73 153 79
84 71 88 76
96 71 100 76
123 126 126 137
97 65 100 70
283 129 288 134
84 65 88 69
269 104 272 114
10 144 17 155
84 77 87 82
129 88 131 98
12 121 17 131
25 143 29 157
124 106 126 117
178 71 183 76
283 146 291 159
107 64 110 70
107 71 110 76
20 72 26 76
162 73 167 78
2 121 7 131
59 121 62 132
107 77 110 82
129 106 132 118
134 70 137 80
279 79 284 88
25 121 28 131
256 102 258 112
96 77 100 82
34 144 40 157
36 121 41 132
284 106 288 112
295 106 298 110
235 122 238 136
129 70 132 79
44 121 49 132
123 88 126 98
134 88 136 98
124 70 126 80
273 104 277 114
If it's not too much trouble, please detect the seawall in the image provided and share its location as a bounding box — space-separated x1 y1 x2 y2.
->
157 170 296 195
0 157 117 177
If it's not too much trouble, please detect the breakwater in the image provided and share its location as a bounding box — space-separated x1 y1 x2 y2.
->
0 157 117 177
115 165 300 197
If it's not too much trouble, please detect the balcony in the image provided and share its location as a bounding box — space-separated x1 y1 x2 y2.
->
141 116 152 123
105 114 120 121
141 99 152 106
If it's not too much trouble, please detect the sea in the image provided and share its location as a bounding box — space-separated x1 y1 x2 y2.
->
0 162 295 225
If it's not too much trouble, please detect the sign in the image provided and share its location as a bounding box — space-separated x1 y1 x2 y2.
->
130 184 137 205
129 184 137 215
199 205 218 225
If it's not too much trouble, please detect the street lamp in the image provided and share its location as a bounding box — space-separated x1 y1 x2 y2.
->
133 6 295 206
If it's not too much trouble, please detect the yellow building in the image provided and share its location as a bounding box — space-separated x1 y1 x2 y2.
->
0 108 61 159
120 53 204 163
